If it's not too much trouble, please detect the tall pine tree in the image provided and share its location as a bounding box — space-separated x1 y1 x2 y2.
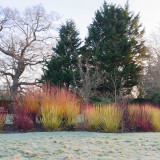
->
42 20 81 88
86 2 147 101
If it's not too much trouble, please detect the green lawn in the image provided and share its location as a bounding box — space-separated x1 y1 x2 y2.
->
0 132 160 160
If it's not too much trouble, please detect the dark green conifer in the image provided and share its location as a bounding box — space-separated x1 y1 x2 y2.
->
42 20 81 88
86 2 147 100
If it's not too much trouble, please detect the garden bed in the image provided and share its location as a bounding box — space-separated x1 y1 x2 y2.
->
1 85 160 133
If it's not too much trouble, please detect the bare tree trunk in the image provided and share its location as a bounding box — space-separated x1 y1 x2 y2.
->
83 98 88 130
114 87 117 103
10 78 19 101
10 61 25 100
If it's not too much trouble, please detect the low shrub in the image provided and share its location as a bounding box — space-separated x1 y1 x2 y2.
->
151 108 160 131
144 105 160 132
0 100 13 113
12 104 34 131
128 104 152 132
16 87 41 124
86 104 122 132
86 104 100 130
63 90 80 129
40 83 80 130
0 100 12 105
41 105 62 131
0 103 8 131
100 104 122 132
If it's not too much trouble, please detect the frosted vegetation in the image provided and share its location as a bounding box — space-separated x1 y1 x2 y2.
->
0 132 160 160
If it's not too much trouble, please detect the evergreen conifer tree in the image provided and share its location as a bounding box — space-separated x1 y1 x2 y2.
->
42 20 81 88
86 2 147 101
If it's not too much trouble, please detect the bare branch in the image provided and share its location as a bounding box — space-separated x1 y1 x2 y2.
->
0 5 59 100
74 57 103 103
18 81 38 86
0 70 14 78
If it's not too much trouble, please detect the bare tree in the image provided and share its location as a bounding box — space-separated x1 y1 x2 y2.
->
0 5 59 100
141 50 160 101
73 57 103 129
74 57 103 104
0 6 12 31
108 70 125 102
139 27 160 102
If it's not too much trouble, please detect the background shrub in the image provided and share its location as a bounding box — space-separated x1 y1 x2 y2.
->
16 87 41 124
0 100 13 113
0 103 8 131
151 108 160 131
144 105 160 132
128 104 152 132
12 104 34 131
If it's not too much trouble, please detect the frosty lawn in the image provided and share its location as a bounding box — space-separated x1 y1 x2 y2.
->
0 132 160 160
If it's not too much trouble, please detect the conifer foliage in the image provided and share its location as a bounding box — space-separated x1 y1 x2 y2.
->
86 2 147 101
42 20 81 88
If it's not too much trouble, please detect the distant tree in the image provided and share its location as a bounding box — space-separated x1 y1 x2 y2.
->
0 6 12 32
140 29 160 103
0 5 58 100
42 20 82 88
86 1 147 101
73 56 103 104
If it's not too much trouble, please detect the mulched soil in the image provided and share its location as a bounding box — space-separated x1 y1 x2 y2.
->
1 123 135 134
1 124 46 134
0 122 88 134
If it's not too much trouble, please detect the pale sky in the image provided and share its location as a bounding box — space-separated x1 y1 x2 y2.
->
0 0 160 40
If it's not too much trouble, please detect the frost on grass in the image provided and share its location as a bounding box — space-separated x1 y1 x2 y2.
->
0 132 160 160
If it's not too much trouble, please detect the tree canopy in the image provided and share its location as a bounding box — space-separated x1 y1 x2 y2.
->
42 20 81 88
0 5 58 100
85 2 147 101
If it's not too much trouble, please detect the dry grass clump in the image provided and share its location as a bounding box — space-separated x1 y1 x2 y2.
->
86 104 122 132
143 104 160 132
86 104 100 130
100 104 122 132
40 105 62 131
40 84 80 130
